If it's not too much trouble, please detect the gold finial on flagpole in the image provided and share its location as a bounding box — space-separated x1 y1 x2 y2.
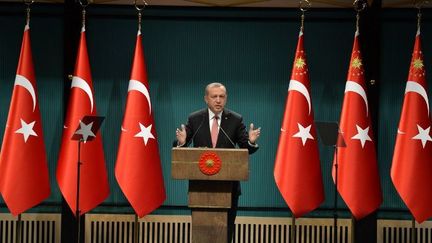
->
135 0 148 33
79 0 89 30
23 0 34 26
299 0 311 32
353 0 367 33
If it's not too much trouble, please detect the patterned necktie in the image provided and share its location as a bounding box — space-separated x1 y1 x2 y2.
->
211 115 219 148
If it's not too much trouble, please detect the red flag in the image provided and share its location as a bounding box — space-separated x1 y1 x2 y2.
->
391 30 432 223
334 31 382 219
0 25 50 215
274 31 324 218
56 28 109 215
115 31 166 218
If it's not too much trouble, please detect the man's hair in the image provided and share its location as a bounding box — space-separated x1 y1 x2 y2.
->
205 82 226 96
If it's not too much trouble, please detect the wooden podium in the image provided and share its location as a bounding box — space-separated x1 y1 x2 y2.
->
172 147 249 243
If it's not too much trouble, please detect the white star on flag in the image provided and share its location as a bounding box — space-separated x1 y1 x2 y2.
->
134 123 155 145
351 124 372 148
15 119 37 142
292 123 314 146
412 124 432 148
75 121 96 141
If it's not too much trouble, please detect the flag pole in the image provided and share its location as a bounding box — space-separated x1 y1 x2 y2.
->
134 214 139 243
76 138 83 243
130 3 146 243
411 218 416 243
289 4 308 243
16 214 22 243
75 2 88 243
411 4 419 236
339 4 366 243
333 145 339 243
15 2 33 243
289 3 308 243
410 4 422 243
290 216 296 243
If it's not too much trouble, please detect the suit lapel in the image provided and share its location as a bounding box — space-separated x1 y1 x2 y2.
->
217 110 230 147
202 109 212 147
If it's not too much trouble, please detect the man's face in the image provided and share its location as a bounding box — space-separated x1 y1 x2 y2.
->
205 86 227 114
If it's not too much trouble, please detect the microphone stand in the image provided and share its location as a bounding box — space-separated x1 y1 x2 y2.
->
314 121 344 243
71 115 104 243
218 123 236 148
188 113 206 147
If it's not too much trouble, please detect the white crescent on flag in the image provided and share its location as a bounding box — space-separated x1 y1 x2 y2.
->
15 75 36 112
71 76 94 113
128 79 152 114
345 81 369 116
405 81 429 116
288 80 311 115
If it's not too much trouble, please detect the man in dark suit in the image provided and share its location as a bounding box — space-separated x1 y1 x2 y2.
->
175 82 260 242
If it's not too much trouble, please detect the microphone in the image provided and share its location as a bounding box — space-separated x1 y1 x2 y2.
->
218 121 236 148
187 112 206 147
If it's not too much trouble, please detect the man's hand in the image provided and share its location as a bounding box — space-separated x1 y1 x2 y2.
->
176 124 187 146
248 123 261 144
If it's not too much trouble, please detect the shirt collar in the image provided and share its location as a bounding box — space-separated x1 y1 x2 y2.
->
208 109 222 120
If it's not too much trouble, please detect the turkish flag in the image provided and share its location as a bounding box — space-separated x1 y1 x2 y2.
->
274 31 324 218
56 28 109 215
334 31 382 219
115 31 166 218
391 30 432 223
0 25 50 215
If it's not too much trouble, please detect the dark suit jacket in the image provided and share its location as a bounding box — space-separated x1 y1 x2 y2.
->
179 108 259 154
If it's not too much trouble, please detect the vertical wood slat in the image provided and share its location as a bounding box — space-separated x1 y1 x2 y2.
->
114 220 118 243
157 222 161 242
171 222 175 243
105 221 109 243
125 221 129 243
47 220 50 243
164 222 169 243
1 220 3 243
171 222 176 243
37 220 42 243
148 221 153 243
42 221 46 243
138 222 142 243
90 221 94 243
33 220 38 243
11 220 15 243
179 222 184 243
97 221 102 243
